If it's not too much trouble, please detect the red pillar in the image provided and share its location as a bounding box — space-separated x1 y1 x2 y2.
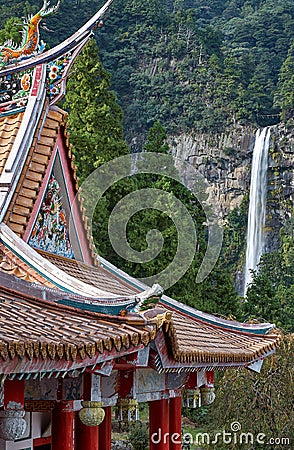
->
169 396 182 449
4 380 25 409
75 412 99 450
51 401 75 450
149 398 170 450
75 372 99 450
98 406 112 450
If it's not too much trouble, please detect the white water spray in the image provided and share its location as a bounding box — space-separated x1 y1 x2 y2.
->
243 127 270 296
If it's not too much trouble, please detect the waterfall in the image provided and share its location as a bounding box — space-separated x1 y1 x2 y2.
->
243 127 270 296
130 151 140 176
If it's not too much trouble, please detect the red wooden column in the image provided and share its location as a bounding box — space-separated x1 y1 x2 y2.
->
98 406 112 450
75 372 99 450
75 411 99 450
3 379 25 409
169 396 182 449
51 401 75 450
149 398 170 450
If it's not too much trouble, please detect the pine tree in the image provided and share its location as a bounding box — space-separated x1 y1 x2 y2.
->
275 43 294 120
63 38 129 183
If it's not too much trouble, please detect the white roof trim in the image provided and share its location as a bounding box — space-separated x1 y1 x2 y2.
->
0 65 47 221
0 223 122 298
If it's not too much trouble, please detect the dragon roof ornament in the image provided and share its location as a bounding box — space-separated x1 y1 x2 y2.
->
0 1 61 68
0 0 114 115
0 0 114 77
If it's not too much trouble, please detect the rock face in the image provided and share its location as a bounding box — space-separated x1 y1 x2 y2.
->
170 125 256 218
266 123 294 252
170 122 294 251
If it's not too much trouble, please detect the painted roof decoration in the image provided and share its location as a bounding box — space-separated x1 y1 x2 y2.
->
0 0 114 117
0 0 280 382
0 0 60 68
28 175 75 258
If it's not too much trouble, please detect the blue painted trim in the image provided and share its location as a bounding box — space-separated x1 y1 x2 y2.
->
0 107 26 118
58 298 136 315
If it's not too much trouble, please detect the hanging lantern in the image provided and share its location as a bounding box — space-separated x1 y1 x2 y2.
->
200 386 215 406
0 409 27 440
78 401 105 427
115 398 139 423
182 388 201 408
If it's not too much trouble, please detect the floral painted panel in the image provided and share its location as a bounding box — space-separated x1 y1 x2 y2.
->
29 175 74 258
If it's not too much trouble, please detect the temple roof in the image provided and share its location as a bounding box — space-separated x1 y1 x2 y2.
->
0 274 279 377
0 277 158 376
0 114 24 179
164 310 278 366
0 0 281 377
40 250 138 296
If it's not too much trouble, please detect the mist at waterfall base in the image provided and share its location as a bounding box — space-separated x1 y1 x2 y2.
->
243 128 271 297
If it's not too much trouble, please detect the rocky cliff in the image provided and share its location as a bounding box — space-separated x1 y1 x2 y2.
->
170 120 293 251
266 122 294 252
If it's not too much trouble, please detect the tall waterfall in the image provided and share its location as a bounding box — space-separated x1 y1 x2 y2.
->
243 127 271 296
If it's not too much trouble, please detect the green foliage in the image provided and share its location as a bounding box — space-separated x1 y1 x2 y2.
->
127 422 149 450
63 38 129 182
192 265 242 319
0 17 23 46
204 334 294 449
96 0 294 141
275 43 294 120
243 217 294 332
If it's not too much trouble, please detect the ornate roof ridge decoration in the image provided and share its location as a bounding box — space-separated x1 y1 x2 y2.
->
0 1 61 68
0 281 149 326
0 0 113 117
0 0 114 77
97 255 278 336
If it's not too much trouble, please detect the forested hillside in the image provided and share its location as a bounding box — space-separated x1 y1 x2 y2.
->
1 0 294 145
1 1 293 442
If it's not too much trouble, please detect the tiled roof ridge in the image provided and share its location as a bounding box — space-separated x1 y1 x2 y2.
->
4 103 58 235
160 296 276 335
0 66 48 224
0 283 165 368
0 223 123 298
38 249 139 294
162 303 280 338
0 281 147 327
0 242 55 287
1 103 97 263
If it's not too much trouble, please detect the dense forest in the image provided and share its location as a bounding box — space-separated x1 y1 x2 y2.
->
1 0 294 144
0 2 293 446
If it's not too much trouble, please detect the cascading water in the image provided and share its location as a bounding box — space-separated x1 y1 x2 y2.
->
243 127 271 296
